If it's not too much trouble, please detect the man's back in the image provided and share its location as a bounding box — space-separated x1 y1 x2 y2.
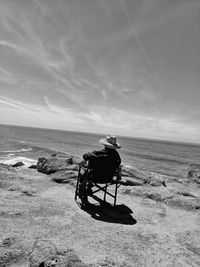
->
83 147 121 182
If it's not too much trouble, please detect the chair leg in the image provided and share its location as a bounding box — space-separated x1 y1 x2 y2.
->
114 183 118 206
75 166 81 200
103 183 108 202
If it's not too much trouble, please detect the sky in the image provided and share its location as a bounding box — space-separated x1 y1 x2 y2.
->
0 0 199 143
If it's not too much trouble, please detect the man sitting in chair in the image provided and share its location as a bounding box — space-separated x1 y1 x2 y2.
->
78 135 121 206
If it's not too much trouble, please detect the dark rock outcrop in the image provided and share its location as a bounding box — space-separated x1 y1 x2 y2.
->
29 165 37 169
11 162 24 168
37 156 80 175
36 156 166 187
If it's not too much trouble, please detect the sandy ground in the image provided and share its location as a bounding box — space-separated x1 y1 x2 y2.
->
0 167 200 266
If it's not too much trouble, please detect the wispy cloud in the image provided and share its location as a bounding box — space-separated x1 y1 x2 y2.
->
0 0 199 142
0 95 42 113
44 96 71 114
0 40 24 53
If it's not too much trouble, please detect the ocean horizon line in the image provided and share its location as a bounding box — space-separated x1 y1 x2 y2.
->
1 123 200 148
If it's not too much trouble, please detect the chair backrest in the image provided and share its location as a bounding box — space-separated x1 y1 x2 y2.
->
88 156 119 183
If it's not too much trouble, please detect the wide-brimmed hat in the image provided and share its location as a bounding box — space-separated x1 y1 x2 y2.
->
99 135 121 149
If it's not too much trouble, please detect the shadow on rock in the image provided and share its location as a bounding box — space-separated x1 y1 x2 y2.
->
82 198 137 225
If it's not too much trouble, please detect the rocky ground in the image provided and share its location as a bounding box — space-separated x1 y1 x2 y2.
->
0 154 200 266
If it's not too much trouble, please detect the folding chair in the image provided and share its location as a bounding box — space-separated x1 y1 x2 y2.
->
75 158 121 208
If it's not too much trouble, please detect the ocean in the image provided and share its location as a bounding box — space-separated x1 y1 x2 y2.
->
0 124 200 177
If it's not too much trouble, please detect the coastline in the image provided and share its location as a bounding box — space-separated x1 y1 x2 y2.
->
0 152 200 266
1 124 200 178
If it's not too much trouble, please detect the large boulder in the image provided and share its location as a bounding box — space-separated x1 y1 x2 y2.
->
11 161 24 168
37 156 81 175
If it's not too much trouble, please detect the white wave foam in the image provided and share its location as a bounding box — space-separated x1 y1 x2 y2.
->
1 150 21 153
21 148 32 152
1 148 32 153
0 157 37 167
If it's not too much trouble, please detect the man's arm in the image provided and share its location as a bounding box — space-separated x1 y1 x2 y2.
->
83 151 97 161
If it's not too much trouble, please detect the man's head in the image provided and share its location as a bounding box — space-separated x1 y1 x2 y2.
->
99 135 121 149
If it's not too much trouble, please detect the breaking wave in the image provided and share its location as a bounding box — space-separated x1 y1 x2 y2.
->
1 148 32 153
1 156 37 167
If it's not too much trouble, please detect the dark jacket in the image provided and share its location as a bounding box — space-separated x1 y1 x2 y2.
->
83 147 121 182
